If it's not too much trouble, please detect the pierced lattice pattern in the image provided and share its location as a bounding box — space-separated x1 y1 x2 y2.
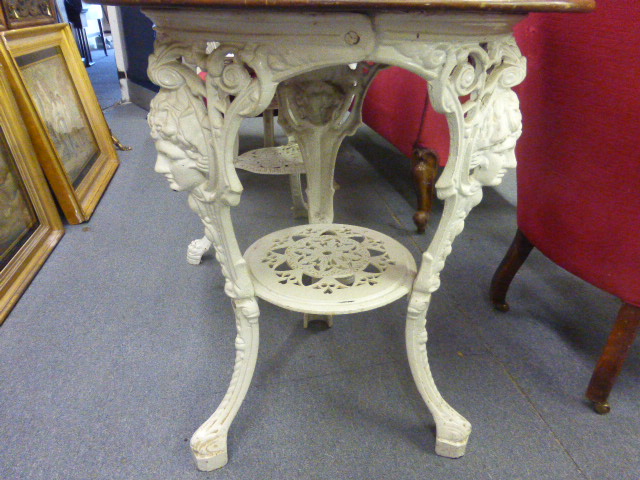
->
244 224 417 314
235 143 304 174
262 226 395 294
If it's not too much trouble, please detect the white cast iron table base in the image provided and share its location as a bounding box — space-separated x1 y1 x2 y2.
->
144 7 526 471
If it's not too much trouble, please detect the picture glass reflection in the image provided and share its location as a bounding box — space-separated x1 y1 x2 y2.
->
0 127 38 269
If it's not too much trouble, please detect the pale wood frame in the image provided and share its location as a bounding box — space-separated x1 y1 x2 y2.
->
1 23 118 224
0 40 63 325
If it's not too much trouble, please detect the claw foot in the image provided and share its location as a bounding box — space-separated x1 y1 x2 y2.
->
187 236 212 265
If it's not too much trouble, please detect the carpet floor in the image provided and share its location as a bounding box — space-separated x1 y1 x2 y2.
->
0 103 637 480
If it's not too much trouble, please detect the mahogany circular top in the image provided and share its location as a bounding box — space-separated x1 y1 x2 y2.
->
86 0 595 13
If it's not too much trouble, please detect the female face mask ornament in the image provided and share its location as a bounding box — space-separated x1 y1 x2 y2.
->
471 90 522 187
148 87 209 193
154 139 206 192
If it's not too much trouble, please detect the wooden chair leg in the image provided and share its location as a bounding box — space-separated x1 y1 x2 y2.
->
411 146 438 234
490 228 534 312
586 303 640 414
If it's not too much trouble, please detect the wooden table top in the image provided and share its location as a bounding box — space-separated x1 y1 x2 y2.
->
86 0 595 13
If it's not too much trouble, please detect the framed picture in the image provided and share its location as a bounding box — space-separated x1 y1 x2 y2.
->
1 23 118 224
0 2 7 31
0 0 57 30
0 40 63 325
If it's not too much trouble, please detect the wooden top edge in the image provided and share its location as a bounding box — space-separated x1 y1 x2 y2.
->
86 0 595 13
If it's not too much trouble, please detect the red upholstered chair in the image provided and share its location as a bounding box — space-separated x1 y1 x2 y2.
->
365 1 639 414
490 2 640 413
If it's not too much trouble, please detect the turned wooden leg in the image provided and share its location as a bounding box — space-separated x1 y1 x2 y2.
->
411 146 438 234
490 229 534 312
585 303 640 414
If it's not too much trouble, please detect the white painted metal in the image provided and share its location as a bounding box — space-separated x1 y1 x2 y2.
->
277 64 382 224
244 224 417 315
144 8 526 471
234 142 305 174
187 140 307 265
186 235 213 265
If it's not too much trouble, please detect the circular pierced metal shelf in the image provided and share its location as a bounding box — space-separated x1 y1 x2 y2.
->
244 224 417 315
235 143 305 174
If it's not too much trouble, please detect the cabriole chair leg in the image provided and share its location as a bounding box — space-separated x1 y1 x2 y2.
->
586 303 640 414
490 228 534 312
411 146 438 234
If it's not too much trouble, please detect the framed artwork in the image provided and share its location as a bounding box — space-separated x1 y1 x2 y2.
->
0 40 63 325
0 0 57 30
1 23 118 224
0 3 7 31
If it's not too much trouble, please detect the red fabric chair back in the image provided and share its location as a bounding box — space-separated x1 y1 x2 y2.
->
366 4 640 307
514 4 640 307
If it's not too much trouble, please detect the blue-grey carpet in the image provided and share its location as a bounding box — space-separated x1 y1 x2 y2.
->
87 49 121 110
0 103 637 480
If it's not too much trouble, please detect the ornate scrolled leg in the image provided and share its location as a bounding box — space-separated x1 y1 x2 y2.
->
405 196 478 457
190 296 259 470
147 33 279 470
278 64 381 224
263 95 308 218
371 30 527 456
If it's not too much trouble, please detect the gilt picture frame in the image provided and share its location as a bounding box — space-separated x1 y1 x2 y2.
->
0 0 57 30
0 2 7 31
0 39 63 324
1 23 118 224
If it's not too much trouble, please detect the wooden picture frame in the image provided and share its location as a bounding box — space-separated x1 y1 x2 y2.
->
1 0 57 30
1 23 118 224
0 2 7 31
0 39 63 325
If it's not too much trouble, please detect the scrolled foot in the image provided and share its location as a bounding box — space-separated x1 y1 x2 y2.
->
303 313 333 329
434 412 472 458
187 236 213 265
191 427 229 471
592 401 611 415
436 434 470 458
436 438 469 458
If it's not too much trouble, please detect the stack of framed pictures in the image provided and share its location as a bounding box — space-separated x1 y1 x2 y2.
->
0 22 120 322
0 37 63 324
1 23 119 224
